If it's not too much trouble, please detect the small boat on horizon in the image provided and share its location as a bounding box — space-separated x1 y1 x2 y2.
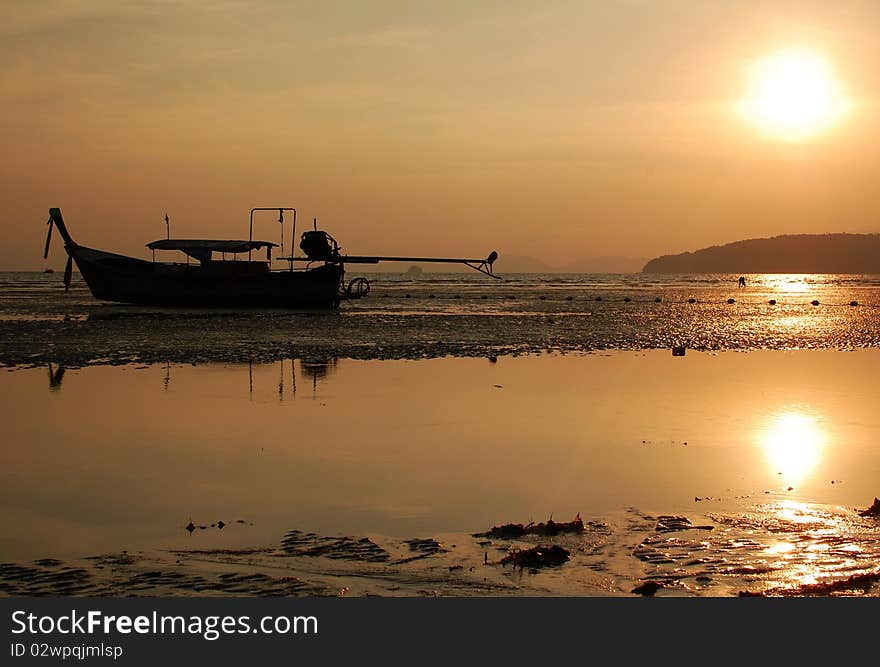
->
42 207 498 309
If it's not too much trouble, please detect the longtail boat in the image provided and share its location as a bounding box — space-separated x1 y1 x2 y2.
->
43 207 498 309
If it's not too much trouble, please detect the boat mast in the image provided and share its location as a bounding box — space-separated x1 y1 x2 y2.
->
249 207 296 262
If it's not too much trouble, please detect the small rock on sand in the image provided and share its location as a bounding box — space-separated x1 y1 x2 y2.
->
631 581 663 596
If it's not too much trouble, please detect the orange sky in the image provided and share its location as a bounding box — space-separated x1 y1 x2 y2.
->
3 1 880 270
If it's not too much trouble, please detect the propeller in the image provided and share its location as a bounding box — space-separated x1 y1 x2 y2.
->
43 217 53 259
63 255 73 291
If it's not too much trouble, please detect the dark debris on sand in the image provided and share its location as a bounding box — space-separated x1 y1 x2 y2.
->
500 545 570 570
631 581 664 596
655 515 714 533
473 514 585 539
858 497 880 518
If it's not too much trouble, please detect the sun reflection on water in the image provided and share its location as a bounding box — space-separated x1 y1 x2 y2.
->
760 274 814 294
765 541 796 556
759 411 825 484
772 315 812 331
747 500 871 591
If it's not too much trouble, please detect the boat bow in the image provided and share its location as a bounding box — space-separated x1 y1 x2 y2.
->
44 208 77 289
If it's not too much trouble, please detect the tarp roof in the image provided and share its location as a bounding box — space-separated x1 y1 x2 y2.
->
146 239 277 252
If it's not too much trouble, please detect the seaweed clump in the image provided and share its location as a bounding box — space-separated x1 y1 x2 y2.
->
858 498 880 518
631 581 664 596
474 514 585 539
501 545 570 570
655 515 714 532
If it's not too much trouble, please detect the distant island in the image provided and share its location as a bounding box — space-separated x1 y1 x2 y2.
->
473 255 648 273
643 233 880 274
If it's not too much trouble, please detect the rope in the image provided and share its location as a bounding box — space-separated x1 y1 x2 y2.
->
370 293 880 307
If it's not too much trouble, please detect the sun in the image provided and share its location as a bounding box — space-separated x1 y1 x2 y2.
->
759 411 825 484
739 48 848 141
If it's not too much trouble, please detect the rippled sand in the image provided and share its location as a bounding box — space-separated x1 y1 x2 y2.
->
3 497 878 597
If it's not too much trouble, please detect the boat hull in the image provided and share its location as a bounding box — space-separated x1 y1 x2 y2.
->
70 245 344 309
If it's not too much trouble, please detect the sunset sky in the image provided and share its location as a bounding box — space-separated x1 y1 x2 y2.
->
3 0 880 270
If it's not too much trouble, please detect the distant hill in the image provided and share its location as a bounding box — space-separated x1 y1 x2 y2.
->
643 233 880 274
497 254 648 273
559 256 648 274
492 255 555 273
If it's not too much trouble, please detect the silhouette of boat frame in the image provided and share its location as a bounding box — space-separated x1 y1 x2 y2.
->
43 207 498 309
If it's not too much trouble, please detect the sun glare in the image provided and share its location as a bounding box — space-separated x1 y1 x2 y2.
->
759 411 825 484
740 49 848 141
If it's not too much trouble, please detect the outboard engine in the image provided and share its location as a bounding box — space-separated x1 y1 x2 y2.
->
299 229 339 261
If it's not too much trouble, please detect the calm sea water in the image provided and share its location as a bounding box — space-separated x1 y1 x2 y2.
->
2 272 879 596
2 351 879 596
1 271 879 366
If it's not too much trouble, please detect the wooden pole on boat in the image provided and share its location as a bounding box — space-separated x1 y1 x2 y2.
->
278 209 284 259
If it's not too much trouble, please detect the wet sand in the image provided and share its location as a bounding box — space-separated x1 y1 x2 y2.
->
2 500 878 597
2 351 879 596
3 272 880 367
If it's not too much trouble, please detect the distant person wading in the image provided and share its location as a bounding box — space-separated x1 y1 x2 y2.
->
738 276 746 288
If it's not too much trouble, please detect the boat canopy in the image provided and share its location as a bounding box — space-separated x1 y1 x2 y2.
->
147 239 278 263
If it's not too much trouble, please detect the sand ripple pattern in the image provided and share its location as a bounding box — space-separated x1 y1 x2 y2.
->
0 555 327 597
2 503 878 597
632 500 880 596
280 531 390 562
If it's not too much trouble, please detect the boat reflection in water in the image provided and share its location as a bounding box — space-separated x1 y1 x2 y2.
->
300 359 338 395
47 363 66 391
45 358 338 401
248 357 338 400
